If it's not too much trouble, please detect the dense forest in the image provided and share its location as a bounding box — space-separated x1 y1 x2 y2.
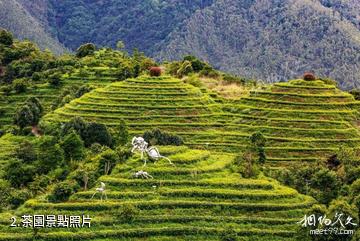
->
1 0 360 89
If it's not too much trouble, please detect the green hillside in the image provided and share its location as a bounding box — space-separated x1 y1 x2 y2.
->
2 1 360 88
218 79 360 164
0 71 114 127
0 46 146 128
43 75 218 132
0 146 315 240
43 76 360 164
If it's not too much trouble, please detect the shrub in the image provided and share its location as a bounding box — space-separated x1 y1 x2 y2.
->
310 169 340 204
234 152 260 178
149 66 162 77
76 43 96 58
15 141 36 163
12 78 28 93
328 198 359 232
0 28 13 46
183 55 205 72
61 116 87 138
199 65 220 78
117 119 129 145
303 72 316 81
249 132 266 164
350 179 360 197
28 175 51 195
0 179 11 210
60 131 85 162
70 163 97 190
222 73 245 84
8 189 31 208
184 75 203 88
82 122 113 147
143 128 184 146
177 60 193 77
97 149 119 175
36 136 64 174
114 64 134 80
320 77 337 86
31 72 42 81
13 105 34 129
4 159 35 187
117 204 139 222
26 97 43 124
349 89 360 100
48 73 62 86
75 85 93 98
115 144 132 163
48 180 79 203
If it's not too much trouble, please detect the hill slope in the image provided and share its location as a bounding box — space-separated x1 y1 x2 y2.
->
44 75 217 129
2 0 360 88
44 76 360 164
218 79 360 165
0 146 315 240
160 0 360 89
0 0 65 54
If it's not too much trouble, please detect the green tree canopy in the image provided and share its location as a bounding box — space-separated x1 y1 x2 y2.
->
76 43 96 58
61 131 85 162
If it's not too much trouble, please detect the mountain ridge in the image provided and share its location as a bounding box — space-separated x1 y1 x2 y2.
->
1 0 360 88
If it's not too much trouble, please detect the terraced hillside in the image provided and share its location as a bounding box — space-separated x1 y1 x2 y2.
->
0 69 114 127
0 146 315 240
44 76 360 164
43 75 218 130
218 79 360 165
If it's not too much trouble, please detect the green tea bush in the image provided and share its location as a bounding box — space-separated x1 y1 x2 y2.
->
233 152 260 178
117 203 139 222
12 78 28 93
143 128 184 146
48 180 79 203
8 188 31 207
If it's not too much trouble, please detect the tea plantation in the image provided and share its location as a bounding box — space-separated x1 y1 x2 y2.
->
43 76 360 165
0 67 116 127
0 146 315 240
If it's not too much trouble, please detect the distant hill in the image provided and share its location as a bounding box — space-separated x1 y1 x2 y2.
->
1 0 360 89
160 0 360 89
0 0 66 55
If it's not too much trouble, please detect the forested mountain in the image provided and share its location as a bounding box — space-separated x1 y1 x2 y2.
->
1 0 360 89
160 0 360 89
0 0 66 55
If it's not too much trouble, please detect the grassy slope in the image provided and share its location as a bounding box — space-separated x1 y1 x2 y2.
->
0 146 315 240
0 67 118 128
43 76 360 164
